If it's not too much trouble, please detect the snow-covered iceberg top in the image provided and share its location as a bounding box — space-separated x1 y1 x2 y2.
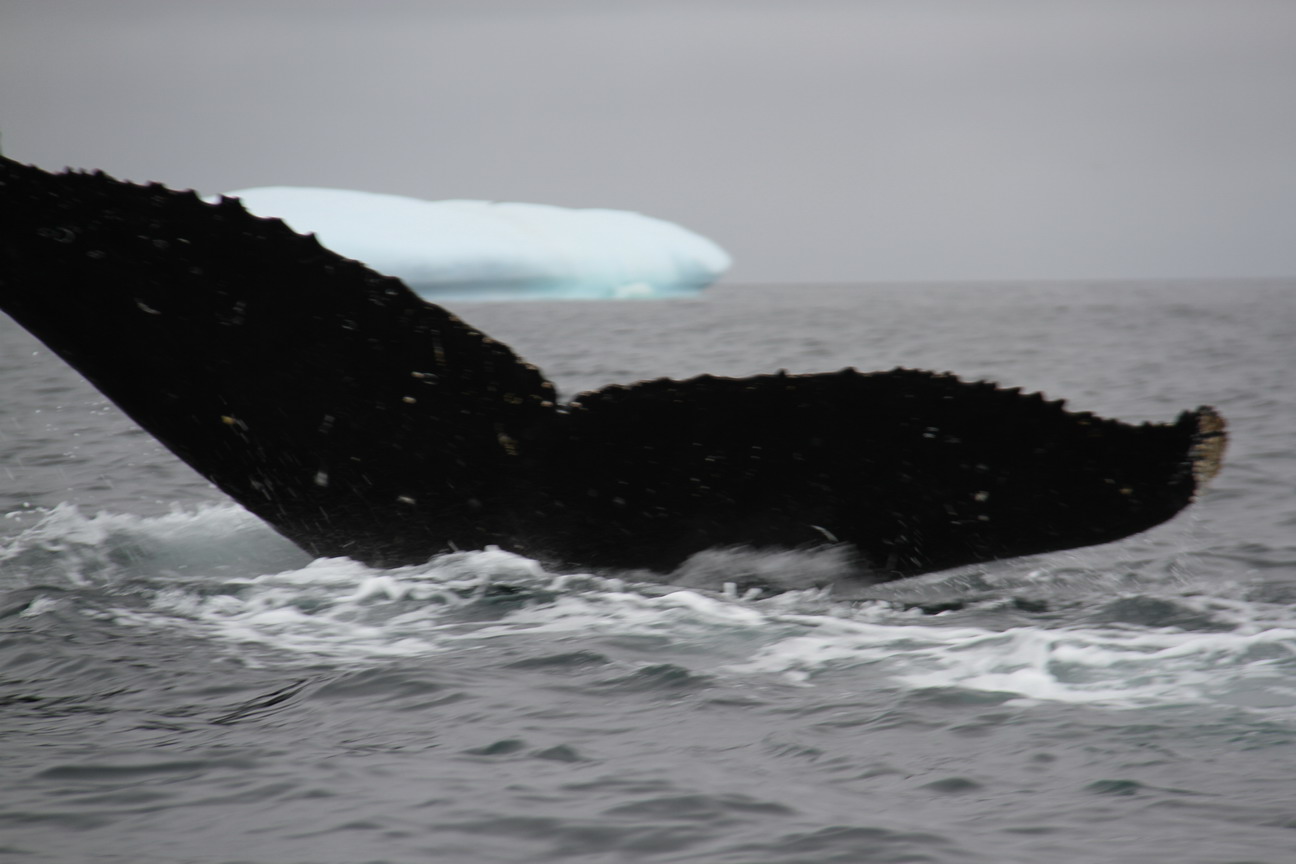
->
222 186 731 301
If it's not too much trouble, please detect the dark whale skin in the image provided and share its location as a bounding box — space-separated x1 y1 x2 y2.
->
0 157 1226 580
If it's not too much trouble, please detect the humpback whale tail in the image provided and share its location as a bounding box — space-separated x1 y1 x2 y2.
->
0 157 1226 580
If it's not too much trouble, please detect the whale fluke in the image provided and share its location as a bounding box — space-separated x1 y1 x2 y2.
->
0 158 1226 580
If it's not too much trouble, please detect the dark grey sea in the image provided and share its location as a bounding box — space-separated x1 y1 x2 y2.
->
2 282 1294 863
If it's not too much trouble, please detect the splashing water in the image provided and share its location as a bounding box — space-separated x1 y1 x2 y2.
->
4 503 1294 713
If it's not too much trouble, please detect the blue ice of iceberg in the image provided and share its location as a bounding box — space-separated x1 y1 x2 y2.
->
223 186 731 301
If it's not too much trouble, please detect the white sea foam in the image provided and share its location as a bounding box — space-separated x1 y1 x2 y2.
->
4 503 1294 711
726 606 1296 709
0 502 307 584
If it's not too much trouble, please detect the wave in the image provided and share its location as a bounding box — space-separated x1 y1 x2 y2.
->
3 503 1294 713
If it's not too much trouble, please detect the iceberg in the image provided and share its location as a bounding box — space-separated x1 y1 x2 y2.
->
222 186 731 300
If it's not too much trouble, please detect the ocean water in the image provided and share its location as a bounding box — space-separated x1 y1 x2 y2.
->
2 281 1294 864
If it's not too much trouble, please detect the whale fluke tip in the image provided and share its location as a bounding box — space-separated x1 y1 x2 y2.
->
1189 406 1227 490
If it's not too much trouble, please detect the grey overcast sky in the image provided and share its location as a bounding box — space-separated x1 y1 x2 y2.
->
2 0 1294 283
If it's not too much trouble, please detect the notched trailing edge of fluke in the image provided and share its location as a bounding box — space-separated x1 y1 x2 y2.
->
0 156 1227 583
